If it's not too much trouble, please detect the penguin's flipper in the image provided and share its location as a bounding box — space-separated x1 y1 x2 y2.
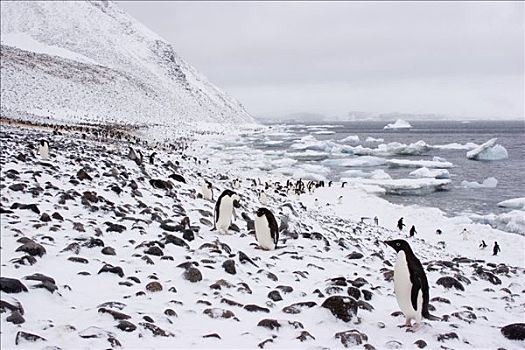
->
410 277 423 312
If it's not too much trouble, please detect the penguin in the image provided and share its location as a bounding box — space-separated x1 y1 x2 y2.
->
233 179 241 189
214 190 241 234
374 216 379 226
201 180 213 201
149 152 157 165
397 217 405 231
479 240 487 249
337 195 343 205
259 190 268 205
409 225 417 237
492 241 501 256
385 239 436 330
341 182 347 188
38 140 49 160
254 207 279 250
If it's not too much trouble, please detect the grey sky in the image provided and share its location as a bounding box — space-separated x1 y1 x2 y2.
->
120 1 524 119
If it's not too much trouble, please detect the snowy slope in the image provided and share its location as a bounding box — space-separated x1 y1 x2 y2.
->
0 1 253 125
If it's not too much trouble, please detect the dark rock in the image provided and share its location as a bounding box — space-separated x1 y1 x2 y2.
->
282 301 317 314
258 339 273 348
222 259 236 275
257 319 281 330
203 333 221 339
276 285 293 294
142 255 154 265
350 277 368 288
68 257 89 264
61 242 81 254
321 296 358 322
102 247 116 255
106 222 127 233
98 307 131 320
183 267 202 282
0 299 24 315
347 286 361 300
297 330 315 342
335 329 369 347
475 267 502 285
9 183 26 192
452 310 477 323
164 308 177 317
238 251 258 267
52 212 64 221
24 273 55 285
436 276 465 291
164 234 190 249
183 229 195 241
73 222 85 232
16 241 46 257
40 213 51 222
501 323 525 341
98 264 124 277
7 310 25 324
144 246 164 256
357 300 374 311
139 322 173 337
237 282 252 294
77 169 93 181
414 339 427 348
268 290 283 302
146 282 163 292
83 237 104 248
10 203 40 214
15 331 46 345
346 252 364 259
244 304 270 313
431 296 451 304
221 298 243 307
203 308 236 319
0 277 28 293
33 280 58 294
116 320 136 332
168 173 186 183
437 332 459 342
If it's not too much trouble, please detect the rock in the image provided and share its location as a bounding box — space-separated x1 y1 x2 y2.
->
257 319 281 330
83 237 104 248
276 285 293 294
168 173 186 183
33 280 58 294
9 183 26 192
51 212 64 221
61 242 81 254
106 222 127 233
282 301 317 314
268 290 283 302
437 332 459 342
116 320 136 332
139 322 173 337
144 246 164 256
24 273 55 285
436 276 465 291
501 323 525 341
15 331 46 345
385 340 403 349
146 282 163 292
346 252 364 259
350 277 368 288
296 330 315 342
183 267 202 283
238 251 258 266
362 289 373 301
347 286 361 300
335 329 368 347
414 339 427 348
77 169 93 181
40 213 51 222
101 247 116 255
203 308 236 319
164 308 177 317
164 234 190 249
258 339 273 348
98 307 131 320
16 241 46 257
7 310 25 324
431 296 450 304
321 296 358 322
222 259 236 275
73 222 86 232
452 310 477 323
68 257 89 264
221 298 243 307
10 203 40 214
475 267 502 285
203 333 221 339
98 264 124 278
183 229 195 241
0 277 28 293
244 304 270 313
357 300 374 311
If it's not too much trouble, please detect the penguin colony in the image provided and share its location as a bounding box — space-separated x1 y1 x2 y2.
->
10 116 512 339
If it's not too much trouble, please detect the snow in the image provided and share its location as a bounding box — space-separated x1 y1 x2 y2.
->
461 177 498 189
387 159 454 169
466 138 509 161
409 167 450 179
383 119 412 129
498 198 525 210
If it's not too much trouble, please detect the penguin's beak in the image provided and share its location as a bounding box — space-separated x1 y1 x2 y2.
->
384 240 395 249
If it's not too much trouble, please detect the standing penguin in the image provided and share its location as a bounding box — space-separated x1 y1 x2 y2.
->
493 241 501 256
214 190 241 234
374 216 379 226
385 239 436 330
409 225 417 237
479 240 487 249
397 217 406 231
254 207 279 250
38 140 49 160
149 152 157 165
201 180 213 201
259 190 268 205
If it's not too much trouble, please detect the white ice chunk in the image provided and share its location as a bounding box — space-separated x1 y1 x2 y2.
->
323 156 387 167
340 135 360 143
348 178 450 195
498 198 525 210
383 119 412 129
466 138 509 161
365 137 384 143
461 177 498 189
387 158 454 168
409 167 450 179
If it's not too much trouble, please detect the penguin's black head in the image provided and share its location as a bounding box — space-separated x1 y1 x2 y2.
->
384 239 412 253
256 207 270 217
206 181 212 189
40 140 47 146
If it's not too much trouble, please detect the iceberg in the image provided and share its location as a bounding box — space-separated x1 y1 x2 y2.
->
461 177 498 189
340 135 360 143
384 119 412 130
409 167 450 179
469 210 525 235
349 178 451 195
466 138 509 161
497 197 525 210
387 159 454 169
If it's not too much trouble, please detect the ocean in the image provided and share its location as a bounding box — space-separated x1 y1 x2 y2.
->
251 120 525 218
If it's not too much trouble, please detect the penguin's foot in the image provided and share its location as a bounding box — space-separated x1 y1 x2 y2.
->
406 322 423 333
397 319 413 328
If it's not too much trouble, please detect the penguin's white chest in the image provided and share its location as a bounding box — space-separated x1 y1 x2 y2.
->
259 192 268 205
255 215 275 250
201 184 212 200
216 200 233 232
39 144 49 160
394 251 421 320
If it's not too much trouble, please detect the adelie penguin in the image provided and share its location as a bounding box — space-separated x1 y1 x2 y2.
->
201 180 213 201
214 190 241 234
38 140 49 160
385 239 438 331
254 207 279 250
258 190 268 205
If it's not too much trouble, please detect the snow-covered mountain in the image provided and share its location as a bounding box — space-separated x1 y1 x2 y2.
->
0 0 254 125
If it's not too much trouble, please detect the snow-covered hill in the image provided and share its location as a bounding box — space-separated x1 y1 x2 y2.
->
0 1 254 125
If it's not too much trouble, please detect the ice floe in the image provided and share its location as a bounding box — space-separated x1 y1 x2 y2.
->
461 177 498 189
466 138 509 161
347 178 451 195
383 119 412 129
387 158 454 168
498 197 525 210
322 156 387 167
409 167 450 179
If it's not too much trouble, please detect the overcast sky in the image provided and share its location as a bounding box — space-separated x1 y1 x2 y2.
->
120 1 524 119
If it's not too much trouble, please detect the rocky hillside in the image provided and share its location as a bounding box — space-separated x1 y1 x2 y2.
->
0 123 524 349
0 1 253 125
